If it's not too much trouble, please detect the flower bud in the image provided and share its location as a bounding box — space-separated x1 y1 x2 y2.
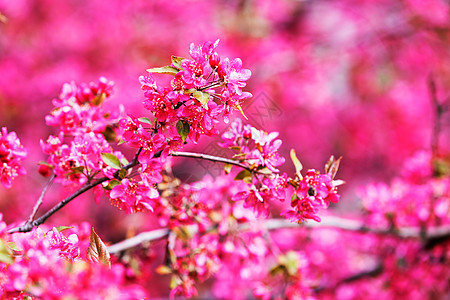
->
38 163 52 177
209 52 220 67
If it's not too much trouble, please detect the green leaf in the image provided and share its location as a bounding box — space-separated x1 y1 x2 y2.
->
104 179 121 191
235 104 248 120
284 251 299 276
118 138 126 145
171 56 185 69
138 117 152 124
290 149 303 178
55 226 73 232
86 228 111 267
183 88 197 94
269 265 284 276
101 153 122 169
118 169 127 180
0 239 13 264
69 166 84 174
146 66 180 75
192 91 210 108
176 120 190 142
7 242 20 252
170 274 181 289
156 265 172 275
234 169 253 184
257 167 272 175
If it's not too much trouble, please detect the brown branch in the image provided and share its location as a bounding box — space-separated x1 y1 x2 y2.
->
8 148 143 234
170 151 251 171
107 216 450 254
8 149 251 234
26 174 55 224
427 75 445 156
108 228 170 254
314 263 384 293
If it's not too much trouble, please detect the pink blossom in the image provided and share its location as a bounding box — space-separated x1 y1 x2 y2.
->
218 57 252 95
283 170 340 223
109 178 158 214
46 227 80 261
0 127 27 189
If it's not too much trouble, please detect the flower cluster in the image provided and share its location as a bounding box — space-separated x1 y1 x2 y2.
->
109 178 159 214
1 224 147 299
219 119 341 221
219 118 285 172
46 227 80 261
218 119 289 216
359 151 450 228
121 39 252 161
0 127 27 189
253 251 313 300
45 77 116 135
40 77 123 186
151 175 275 298
160 233 221 298
282 168 341 223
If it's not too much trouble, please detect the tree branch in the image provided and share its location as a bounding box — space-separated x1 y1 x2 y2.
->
108 228 170 254
428 74 446 156
171 151 250 171
107 216 450 254
8 148 143 234
26 174 55 224
314 263 384 293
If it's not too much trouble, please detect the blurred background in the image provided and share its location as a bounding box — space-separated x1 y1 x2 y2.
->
0 0 449 297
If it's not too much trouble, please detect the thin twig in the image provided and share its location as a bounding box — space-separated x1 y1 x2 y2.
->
26 174 55 224
171 151 250 171
428 75 443 156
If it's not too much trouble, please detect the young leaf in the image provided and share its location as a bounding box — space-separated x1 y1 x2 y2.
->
234 169 253 184
104 179 121 190
92 92 107 106
55 226 73 232
156 265 173 275
235 104 248 120
118 168 127 180
325 155 342 179
176 120 190 142
0 239 13 264
192 91 210 108
138 117 152 124
171 56 185 69
146 66 180 75
101 153 122 169
257 167 272 175
86 228 111 267
69 166 84 175
290 149 303 178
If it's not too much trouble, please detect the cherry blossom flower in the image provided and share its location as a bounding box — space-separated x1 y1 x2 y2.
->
109 178 158 214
